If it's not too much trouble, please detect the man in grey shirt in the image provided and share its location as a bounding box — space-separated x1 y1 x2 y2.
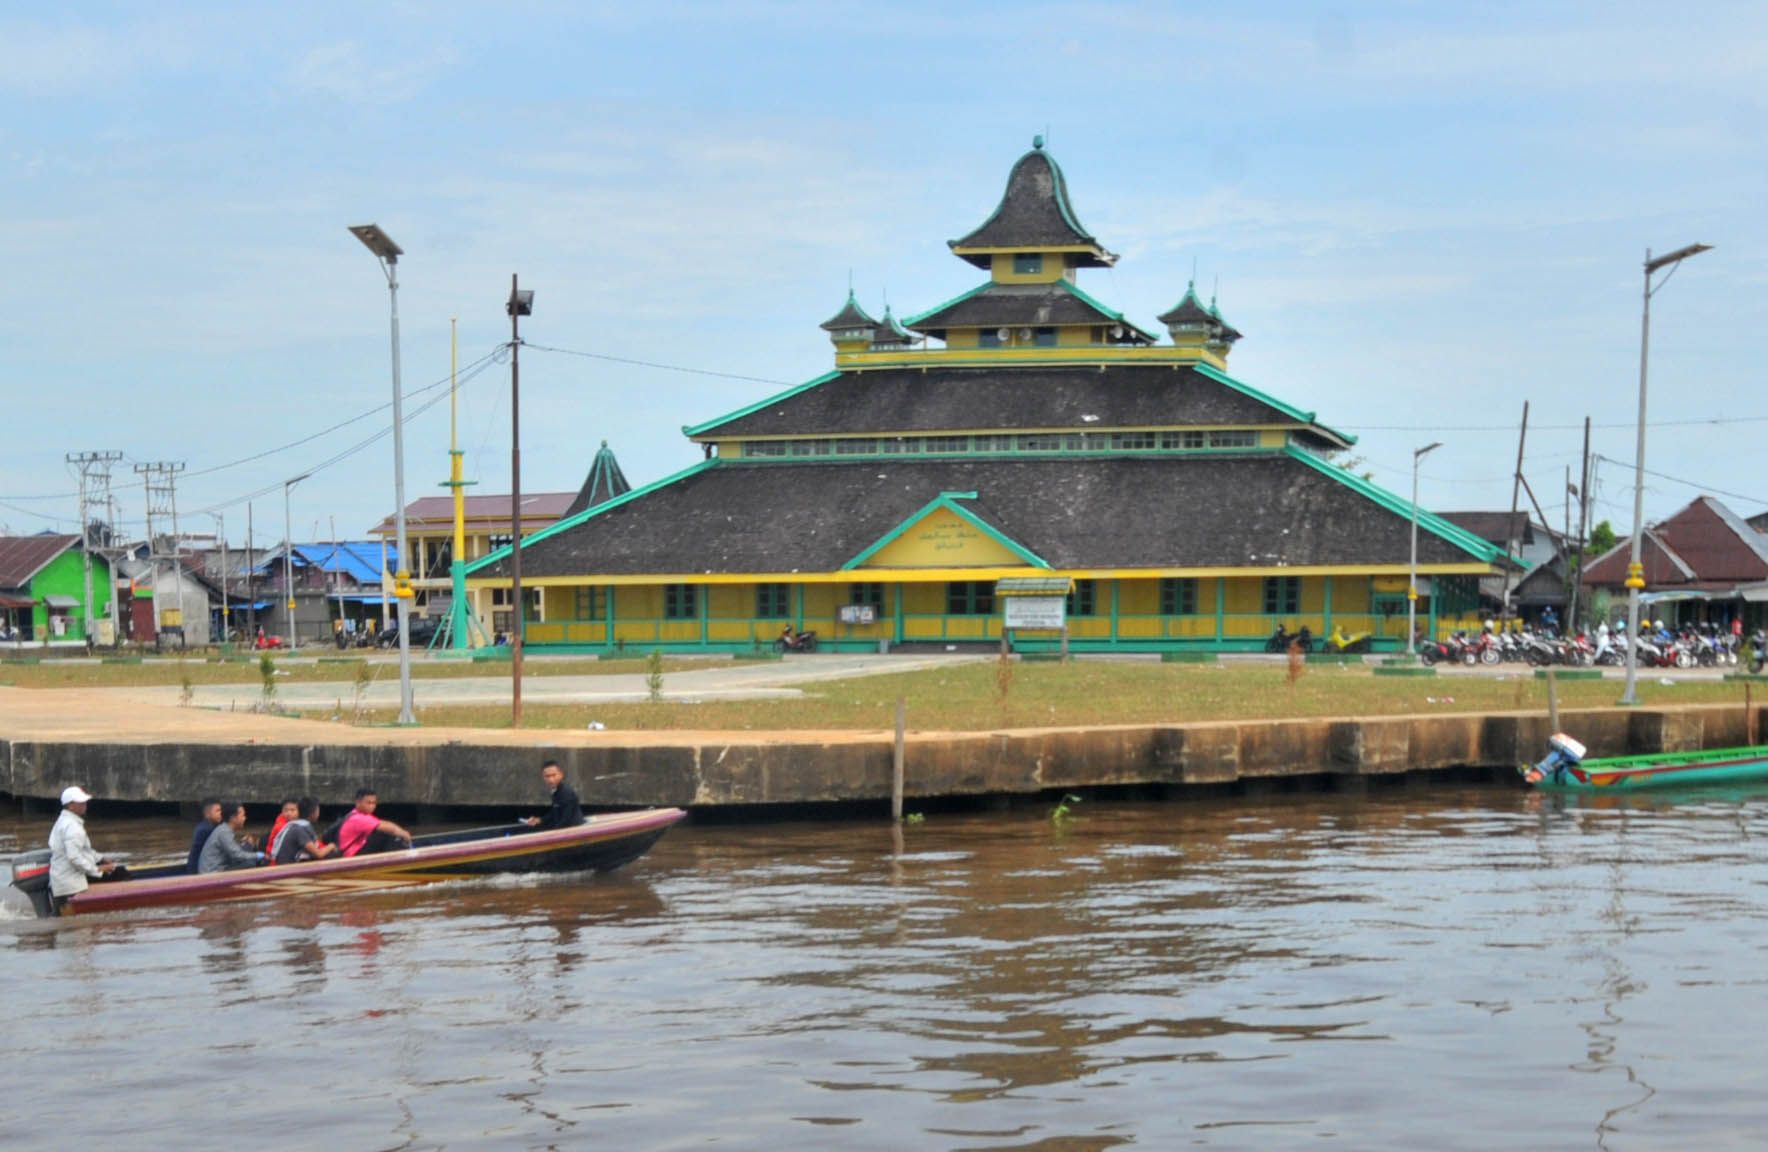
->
198 801 267 873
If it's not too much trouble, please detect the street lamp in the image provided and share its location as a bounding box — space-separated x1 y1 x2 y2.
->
350 223 417 726
1620 242 1712 706
507 275 534 726
283 474 310 645
1408 441 1442 657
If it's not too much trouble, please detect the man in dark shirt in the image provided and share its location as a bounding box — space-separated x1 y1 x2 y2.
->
523 760 584 830
186 797 222 874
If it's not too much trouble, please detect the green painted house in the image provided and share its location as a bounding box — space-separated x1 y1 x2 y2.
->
0 534 113 643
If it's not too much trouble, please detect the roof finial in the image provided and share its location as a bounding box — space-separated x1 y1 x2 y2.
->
1032 133 1045 150
1211 275 1220 309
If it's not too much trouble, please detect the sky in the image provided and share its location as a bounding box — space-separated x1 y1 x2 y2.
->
3 2 1765 550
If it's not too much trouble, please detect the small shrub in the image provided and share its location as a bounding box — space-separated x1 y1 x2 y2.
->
1051 792 1082 824
646 650 665 703
994 650 1015 711
177 655 194 707
258 652 277 707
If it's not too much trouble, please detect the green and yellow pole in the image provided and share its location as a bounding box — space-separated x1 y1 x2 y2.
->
446 318 472 650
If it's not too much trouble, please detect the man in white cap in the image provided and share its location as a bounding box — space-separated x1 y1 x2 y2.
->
48 785 117 914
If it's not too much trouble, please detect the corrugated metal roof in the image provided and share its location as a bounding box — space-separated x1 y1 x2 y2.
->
0 534 77 588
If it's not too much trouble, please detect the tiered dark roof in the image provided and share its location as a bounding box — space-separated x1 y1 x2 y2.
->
819 291 877 334
906 281 1153 342
869 306 917 349
481 455 1492 579
1157 285 1215 329
948 139 1115 268
566 441 633 518
688 364 1348 448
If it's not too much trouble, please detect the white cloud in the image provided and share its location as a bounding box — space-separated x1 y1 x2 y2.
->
287 39 456 104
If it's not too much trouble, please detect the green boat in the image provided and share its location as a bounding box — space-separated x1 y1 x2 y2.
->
1523 733 1768 792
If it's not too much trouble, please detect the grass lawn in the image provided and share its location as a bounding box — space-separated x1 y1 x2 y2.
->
0 653 714 689
307 660 1761 733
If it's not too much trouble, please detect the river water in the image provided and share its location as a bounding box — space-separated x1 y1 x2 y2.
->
4 780 1767 1151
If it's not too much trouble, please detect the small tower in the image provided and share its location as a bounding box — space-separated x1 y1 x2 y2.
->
868 305 920 352
565 440 633 518
819 290 879 356
1157 282 1217 362
1205 292 1243 362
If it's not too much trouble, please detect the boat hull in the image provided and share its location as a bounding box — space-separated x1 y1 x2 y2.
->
1529 746 1768 792
18 808 685 917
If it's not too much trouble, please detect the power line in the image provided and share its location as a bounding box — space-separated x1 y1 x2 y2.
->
524 341 795 386
1351 413 1768 433
1592 454 1766 509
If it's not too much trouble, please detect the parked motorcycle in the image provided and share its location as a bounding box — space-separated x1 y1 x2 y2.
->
1264 624 1314 654
1325 625 1373 655
1751 630 1766 675
775 628 819 653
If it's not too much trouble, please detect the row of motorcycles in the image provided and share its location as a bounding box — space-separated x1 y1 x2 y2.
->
1418 622 1767 670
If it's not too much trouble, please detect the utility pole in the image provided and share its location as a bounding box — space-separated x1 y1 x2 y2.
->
247 503 256 642
134 462 186 647
1500 402 1528 628
1568 416 1591 633
67 451 122 645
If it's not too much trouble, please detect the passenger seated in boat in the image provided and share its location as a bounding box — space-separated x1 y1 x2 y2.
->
272 797 338 865
522 760 585 830
263 797 299 862
197 802 267 873
330 788 414 857
186 797 222 874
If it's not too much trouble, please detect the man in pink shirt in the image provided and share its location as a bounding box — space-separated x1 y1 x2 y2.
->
334 787 414 857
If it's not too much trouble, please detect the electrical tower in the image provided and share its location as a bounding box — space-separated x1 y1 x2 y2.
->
134 461 188 647
67 451 123 645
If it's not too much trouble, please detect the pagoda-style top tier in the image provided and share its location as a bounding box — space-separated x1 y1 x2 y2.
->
948 137 1116 270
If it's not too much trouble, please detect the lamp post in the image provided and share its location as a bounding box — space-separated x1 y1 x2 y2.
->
507 276 534 726
349 223 417 725
283 474 309 645
1408 441 1442 657
1620 242 1712 706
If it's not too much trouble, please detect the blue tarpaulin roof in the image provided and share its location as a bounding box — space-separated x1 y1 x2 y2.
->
285 541 389 584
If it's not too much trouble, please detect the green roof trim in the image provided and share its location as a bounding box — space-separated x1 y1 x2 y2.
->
1194 362 1356 447
1284 446 1517 565
683 370 842 439
464 459 719 575
841 490 1050 571
901 280 995 328
1053 279 1158 341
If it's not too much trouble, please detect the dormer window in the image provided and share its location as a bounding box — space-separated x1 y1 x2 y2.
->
1013 253 1043 275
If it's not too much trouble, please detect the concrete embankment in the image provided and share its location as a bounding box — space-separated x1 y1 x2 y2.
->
4 692 1764 811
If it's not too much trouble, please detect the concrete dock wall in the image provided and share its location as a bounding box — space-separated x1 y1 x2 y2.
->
6 703 1765 811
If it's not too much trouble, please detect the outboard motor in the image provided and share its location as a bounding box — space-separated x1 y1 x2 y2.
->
1523 733 1587 785
10 848 55 918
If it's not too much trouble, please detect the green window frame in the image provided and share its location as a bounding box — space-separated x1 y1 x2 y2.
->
850 582 885 612
1263 576 1300 616
1160 578 1198 616
1066 579 1097 617
573 586 603 621
1033 326 1058 347
946 581 995 616
755 583 792 619
1013 253 1043 275
664 584 698 620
